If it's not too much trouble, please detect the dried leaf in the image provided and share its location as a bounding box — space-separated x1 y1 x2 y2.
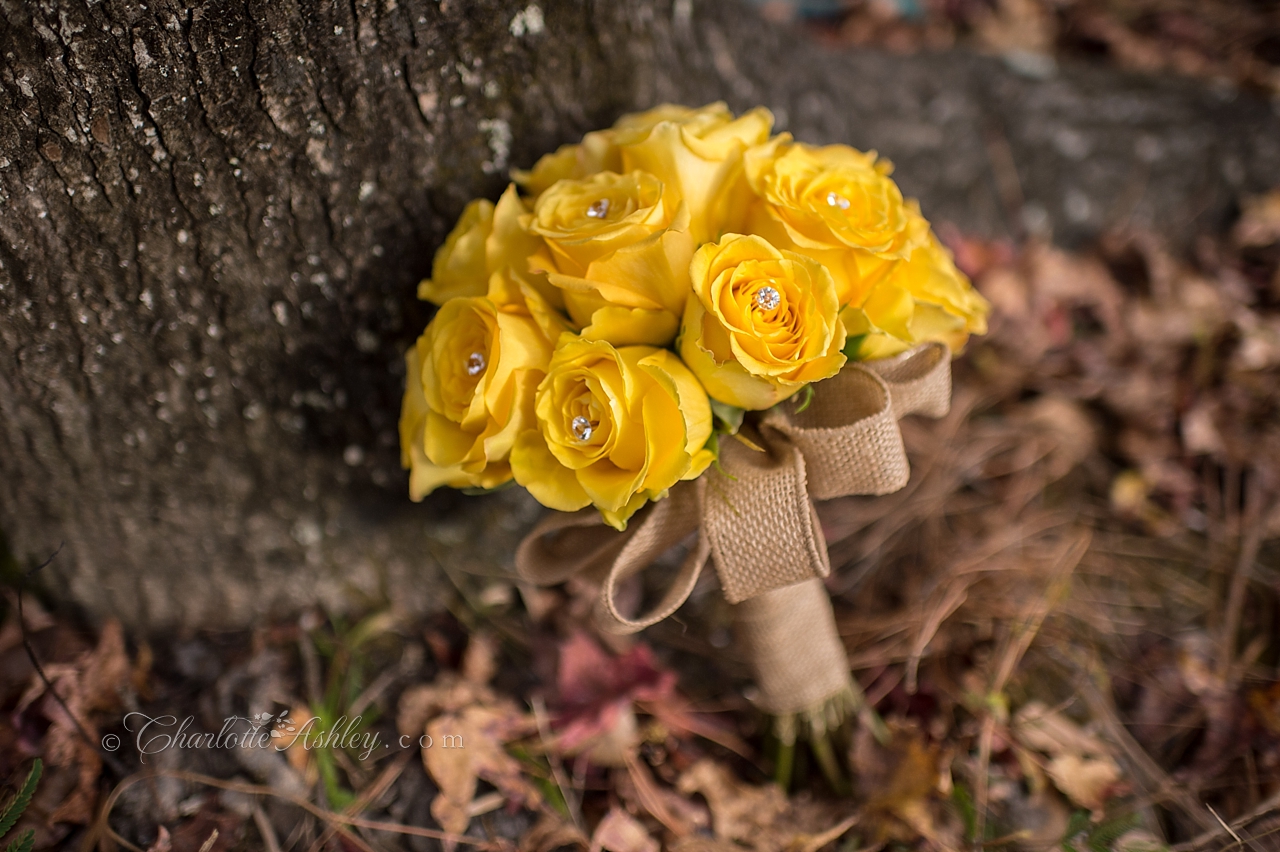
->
1013 702 1123 814
520 813 588 852
1019 396 1097 479
622 755 706 837
424 703 538 836
1046 754 1123 814
16 619 131 825
554 633 674 762
1012 702 1112 759
589 807 658 852
676 759 785 842
850 722 945 844
1234 189 1280 247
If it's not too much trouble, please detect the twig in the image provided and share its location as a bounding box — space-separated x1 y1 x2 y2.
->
623 753 693 836
1207 803 1245 848
795 814 859 852
85 769 502 852
1219 479 1269 683
1171 791 1280 852
906 581 969 693
304 749 414 852
196 829 219 852
252 804 283 852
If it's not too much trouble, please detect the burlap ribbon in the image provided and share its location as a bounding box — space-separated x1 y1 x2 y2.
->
516 343 951 719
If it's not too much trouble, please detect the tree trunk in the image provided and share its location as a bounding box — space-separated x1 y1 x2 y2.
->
2 0 1277 630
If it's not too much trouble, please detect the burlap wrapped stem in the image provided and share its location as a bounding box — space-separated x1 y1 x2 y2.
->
516 343 952 737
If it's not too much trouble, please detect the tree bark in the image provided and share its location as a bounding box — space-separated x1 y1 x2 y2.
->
2 0 1277 630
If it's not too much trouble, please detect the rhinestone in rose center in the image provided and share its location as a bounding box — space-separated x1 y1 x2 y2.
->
826 191 851 210
586 198 610 219
571 415 594 442
754 286 781 311
466 352 486 376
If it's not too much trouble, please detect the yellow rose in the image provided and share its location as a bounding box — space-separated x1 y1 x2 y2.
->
418 184 561 309
511 102 757 201
617 102 774 244
418 197 491 304
511 129 620 197
613 102 745 140
841 226 990 359
744 135 921 303
511 336 713 530
679 234 846 410
399 286 558 499
525 171 694 346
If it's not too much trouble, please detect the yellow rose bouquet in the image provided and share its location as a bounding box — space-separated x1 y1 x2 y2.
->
401 103 988 738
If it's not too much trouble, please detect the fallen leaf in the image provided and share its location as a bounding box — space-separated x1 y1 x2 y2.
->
1013 702 1124 815
1019 396 1097 479
676 759 785 842
520 813 588 852
424 703 538 836
16 619 131 825
590 807 659 852
554 633 672 764
1234 189 1280 247
1046 754 1123 814
397 633 539 838
554 633 747 764
850 722 948 844
622 753 707 837
1012 702 1112 760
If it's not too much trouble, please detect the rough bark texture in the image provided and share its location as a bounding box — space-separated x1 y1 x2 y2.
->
1 0 1277 630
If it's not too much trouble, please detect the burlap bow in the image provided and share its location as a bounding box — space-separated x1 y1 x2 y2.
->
516 343 952 721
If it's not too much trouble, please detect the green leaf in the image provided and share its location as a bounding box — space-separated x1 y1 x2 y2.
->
841 333 867 361
792 384 815 414
1061 810 1093 852
316 748 355 811
3 829 34 852
704 434 738 482
709 398 744 434
0 759 41 839
1088 812 1142 852
950 783 977 843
